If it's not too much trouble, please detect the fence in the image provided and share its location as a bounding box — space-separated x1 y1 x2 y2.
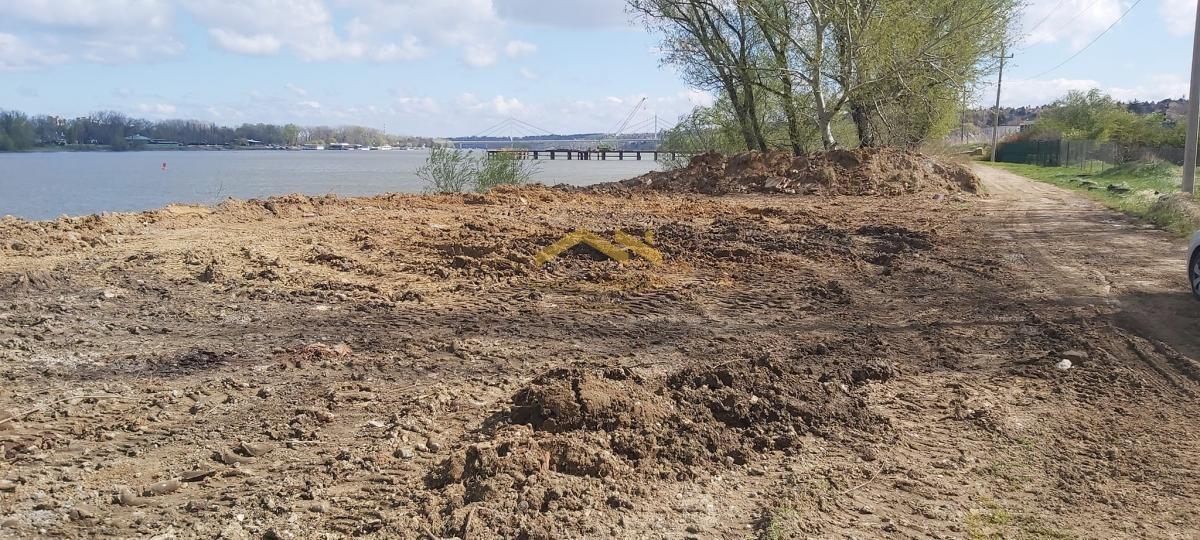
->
995 139 1185 170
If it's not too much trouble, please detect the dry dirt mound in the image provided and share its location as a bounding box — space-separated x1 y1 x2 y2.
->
601 148 981 196
421 355 893 537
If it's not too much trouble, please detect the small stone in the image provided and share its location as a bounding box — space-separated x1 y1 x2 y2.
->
366 420 386 428
1105 447 1120 460
218 450 256 466
394 447 414 460
0 480 15 492
69 504 100 521
1062 350 1088 362
117 488 150 507
1055 359 1072 371
426 439 443 453
181 469 216 482
257 387 273 399
239 441 274 457
146 479 181 496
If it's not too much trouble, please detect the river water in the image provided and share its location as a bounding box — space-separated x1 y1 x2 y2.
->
0 150 661 220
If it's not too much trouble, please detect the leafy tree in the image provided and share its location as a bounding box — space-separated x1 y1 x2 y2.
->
282 124 301 146
0 111 36 150
631 0 1017 151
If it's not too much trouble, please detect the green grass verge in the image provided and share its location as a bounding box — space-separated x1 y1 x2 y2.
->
985 161 1200 236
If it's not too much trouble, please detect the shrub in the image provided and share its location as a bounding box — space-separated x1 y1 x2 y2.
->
475 152 541 192
416 147 477 193
416 148 541 193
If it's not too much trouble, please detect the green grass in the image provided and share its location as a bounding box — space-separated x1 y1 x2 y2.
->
985 160 1199 236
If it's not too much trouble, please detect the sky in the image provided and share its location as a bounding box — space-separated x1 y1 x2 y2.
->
0 0 1195 136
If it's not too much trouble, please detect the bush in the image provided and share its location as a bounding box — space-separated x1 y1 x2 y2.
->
475 152 541 192
415 147 477 193
416 148 541 193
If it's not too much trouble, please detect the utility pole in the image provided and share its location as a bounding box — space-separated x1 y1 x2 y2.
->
990 43 1013 162
1183 0 1200 194
961 87 968 144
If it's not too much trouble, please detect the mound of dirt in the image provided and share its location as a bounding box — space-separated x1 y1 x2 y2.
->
421 354 894 537
602 148 981 196
509 367 669 433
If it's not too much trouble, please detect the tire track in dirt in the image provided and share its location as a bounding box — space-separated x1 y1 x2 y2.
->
973 164 1200 381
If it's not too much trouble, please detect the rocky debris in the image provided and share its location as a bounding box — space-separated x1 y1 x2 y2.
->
116 488 150 507
146 479 181 496
218 450 256 466
597 148 981 196
181 469 216 482
239 441 274 457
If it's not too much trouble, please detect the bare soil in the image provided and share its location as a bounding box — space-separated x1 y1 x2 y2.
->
1 163 1199 539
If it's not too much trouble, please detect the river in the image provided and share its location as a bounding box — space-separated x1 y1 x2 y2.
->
0 149 661 220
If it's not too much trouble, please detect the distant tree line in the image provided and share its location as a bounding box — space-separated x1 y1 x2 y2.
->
1010 89 1186 148
965 97 1186 132
632 0 1017 154
0 109 438 151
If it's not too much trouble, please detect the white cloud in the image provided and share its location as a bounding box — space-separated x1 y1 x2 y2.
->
1159 0 1196 36
208 28 281 55
285 83 308 97
493 0 632 28
5 0 173 31
519 67 539 80
393 94 442 115
1108 74 1190 101
0 0 182 66
985 74 1189 106
185 0 427 61
136 102 177 116
0 32 68 70
1020 0 1125 50
505 40 537 58
298 100 322 109
684 89 716 107
463 43 499 67
491 95 526 116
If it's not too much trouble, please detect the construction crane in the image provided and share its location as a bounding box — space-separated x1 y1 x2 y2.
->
599 98 647 150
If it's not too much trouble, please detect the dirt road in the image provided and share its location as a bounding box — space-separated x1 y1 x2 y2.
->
975 164 1200 378
1 164 1199 539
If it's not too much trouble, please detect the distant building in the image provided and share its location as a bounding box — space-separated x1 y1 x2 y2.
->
125 134 153 143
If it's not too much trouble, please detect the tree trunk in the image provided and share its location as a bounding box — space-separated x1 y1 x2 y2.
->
851 103 876 147
742 82 769 151
813 83 838 149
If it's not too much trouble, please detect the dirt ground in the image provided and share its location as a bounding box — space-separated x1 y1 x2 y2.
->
1 163 1199 539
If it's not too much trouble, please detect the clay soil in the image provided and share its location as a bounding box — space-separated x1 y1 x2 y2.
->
1 163 1199 539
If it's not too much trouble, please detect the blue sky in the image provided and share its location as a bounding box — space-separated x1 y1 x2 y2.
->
0 0 1195 136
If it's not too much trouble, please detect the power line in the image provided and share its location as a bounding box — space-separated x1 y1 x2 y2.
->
1030 0 1145 78
1060 0 1108 30
1026 0 1067 35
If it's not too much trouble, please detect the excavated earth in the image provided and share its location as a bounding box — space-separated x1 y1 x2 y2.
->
1 153 1199 539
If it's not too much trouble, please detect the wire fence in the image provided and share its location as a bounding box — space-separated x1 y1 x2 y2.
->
995 139 1185 171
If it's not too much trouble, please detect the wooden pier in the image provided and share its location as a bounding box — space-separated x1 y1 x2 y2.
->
486 149 687 161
